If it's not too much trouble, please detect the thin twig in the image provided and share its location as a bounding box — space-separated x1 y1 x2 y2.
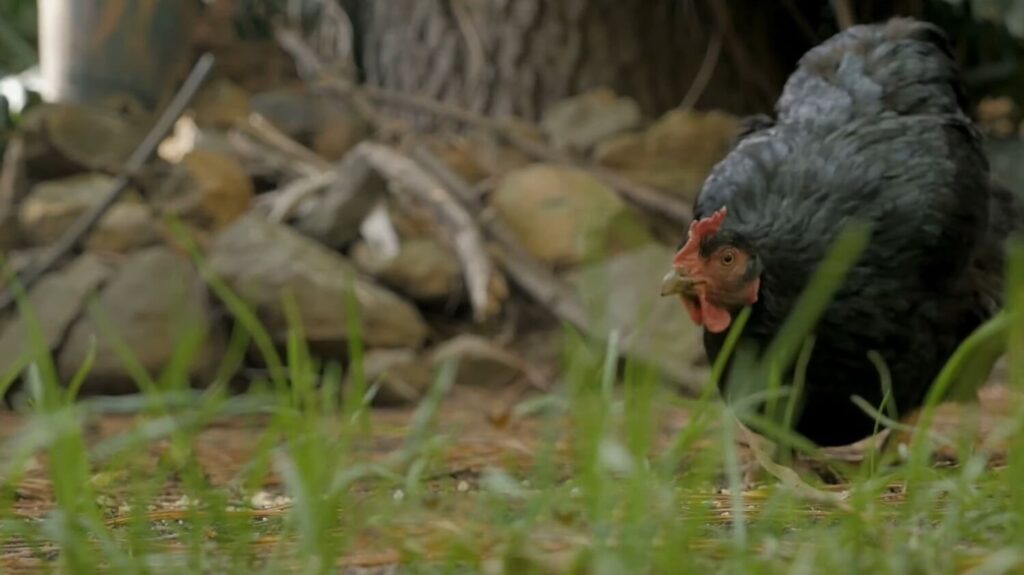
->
681 31 723 110
736 419 854 511
0 54 217 312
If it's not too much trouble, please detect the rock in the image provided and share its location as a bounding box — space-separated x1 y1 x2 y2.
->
0 254 110 374
351 237 462 302
421 136 494 185
86 202 159 254
0 134 28 204
594 109 740 199
463 131 533 178
58 247 224 394
251 87 370 160
491 164 651 266
249 88 320 137
359 336 543 405
16 105 82 180
566 242 705 391
147 149 254 233
18 173 160 251
312 105 372 162
0 135 28 250
430 335 538 389
541 89 642 153
18 103 148 177
360 349 434 406
208 215 429 349
207 41 292 94
178 150 254 230
192 78 251 129
5 247 48 276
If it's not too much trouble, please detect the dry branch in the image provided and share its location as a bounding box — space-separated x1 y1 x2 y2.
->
412 145 590 331
323 142 500 322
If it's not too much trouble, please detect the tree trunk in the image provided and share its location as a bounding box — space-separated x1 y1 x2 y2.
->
349 0 827 123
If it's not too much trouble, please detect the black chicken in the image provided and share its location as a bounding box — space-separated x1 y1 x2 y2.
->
661 18 1023 447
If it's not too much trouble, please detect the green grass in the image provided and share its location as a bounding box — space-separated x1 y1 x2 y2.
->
0 225 1023 574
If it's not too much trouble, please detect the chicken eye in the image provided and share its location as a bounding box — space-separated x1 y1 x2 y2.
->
720 250 736 266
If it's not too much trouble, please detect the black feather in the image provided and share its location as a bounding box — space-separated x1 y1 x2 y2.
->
688 18 1019 446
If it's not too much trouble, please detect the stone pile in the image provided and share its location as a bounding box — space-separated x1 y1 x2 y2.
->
0 81 741 401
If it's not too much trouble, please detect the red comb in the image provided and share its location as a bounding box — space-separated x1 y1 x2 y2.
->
673 207 727 269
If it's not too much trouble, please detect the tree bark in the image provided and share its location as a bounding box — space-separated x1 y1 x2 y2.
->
350 0 828 123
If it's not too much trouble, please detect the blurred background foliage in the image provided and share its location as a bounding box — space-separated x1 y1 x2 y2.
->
0 0 36 74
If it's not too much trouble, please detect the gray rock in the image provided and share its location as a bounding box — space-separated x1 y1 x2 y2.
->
541 89 642 153
0 254 110 375
209 215 429 349
58 247 224 393
251 88 370 161
250 89 323 139
351 237 461 302
359 335 542 405
430 335 539 389
5 247 48 276
87 202 159 254
566 242 706 392
18 173 159 251
360 348 434 406
19 103 147 177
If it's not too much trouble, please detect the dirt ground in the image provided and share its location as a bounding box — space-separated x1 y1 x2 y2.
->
0 383 1018 571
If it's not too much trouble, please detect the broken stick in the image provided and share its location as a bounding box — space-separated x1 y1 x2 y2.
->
411 145 590 331
328 142 500 323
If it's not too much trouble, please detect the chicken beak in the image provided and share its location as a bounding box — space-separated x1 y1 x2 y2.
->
661 270 695 297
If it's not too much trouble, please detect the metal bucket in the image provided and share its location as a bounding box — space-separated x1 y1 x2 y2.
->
38 0 196 109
